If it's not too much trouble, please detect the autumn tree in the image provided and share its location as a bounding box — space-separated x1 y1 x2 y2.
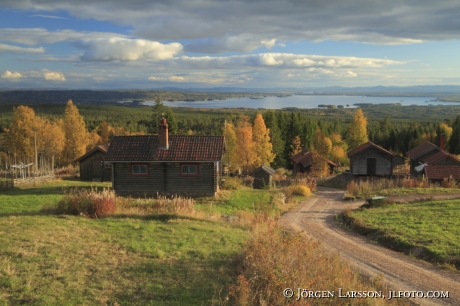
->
236 115 256 173
289 136 302 157
346 108 368 150
62 99 87 165
222 122 239 172
252 114 275 167
311 129 332 177
4 106 36 163
329 133 349 166
98 121 111 145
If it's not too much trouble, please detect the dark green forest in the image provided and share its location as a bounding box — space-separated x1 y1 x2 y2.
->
2 100 460 169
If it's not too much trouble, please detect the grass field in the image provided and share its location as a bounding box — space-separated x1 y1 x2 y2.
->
0 179 249 305
345 199 460 269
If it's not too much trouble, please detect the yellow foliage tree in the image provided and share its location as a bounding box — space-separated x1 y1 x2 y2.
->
252 114 275 167
346 108 368 150
290 136 302 157
236 115 257 173
311 130 332 177
4 105 36 163
62 99 87 165
222 122 239 172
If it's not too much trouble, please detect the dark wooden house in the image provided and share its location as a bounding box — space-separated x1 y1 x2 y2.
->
406 139 460 176
75 144 111 182
252 165 275 189
347 141 403 177
290 149 339 175
105 119 225 197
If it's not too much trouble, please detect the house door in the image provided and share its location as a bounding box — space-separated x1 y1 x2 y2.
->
367 158 376 176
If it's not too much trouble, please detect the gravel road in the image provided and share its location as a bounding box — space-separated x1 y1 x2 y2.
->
280 188 460 306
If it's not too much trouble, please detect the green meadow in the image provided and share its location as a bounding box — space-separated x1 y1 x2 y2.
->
0 179 249 305
347 199 460 269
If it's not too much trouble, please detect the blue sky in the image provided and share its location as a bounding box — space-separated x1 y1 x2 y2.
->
1 0 460 89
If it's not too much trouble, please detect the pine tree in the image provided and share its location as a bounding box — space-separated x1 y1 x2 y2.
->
448 114 460 154
263 110 285 168
164 107 178 134
150 97 164 134
252 114 275 167
62 99 87 165
222 122 239 172
346 108 368 150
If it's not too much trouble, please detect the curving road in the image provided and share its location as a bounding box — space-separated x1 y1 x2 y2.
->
280 188 460 306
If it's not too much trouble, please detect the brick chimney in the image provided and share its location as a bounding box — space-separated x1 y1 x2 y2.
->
440 133 445 151
158 118 169 150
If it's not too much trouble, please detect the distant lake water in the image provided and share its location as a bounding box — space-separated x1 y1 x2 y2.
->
141 95 459 109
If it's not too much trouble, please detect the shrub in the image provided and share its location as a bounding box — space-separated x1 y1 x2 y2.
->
57 188 115 218
221 177 243 190
289 185 311 197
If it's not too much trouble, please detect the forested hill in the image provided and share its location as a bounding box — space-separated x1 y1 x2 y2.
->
0 90 276 105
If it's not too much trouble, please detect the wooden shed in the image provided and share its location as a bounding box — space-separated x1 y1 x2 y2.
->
290 149 339 175
406 140 460 176
347 141 403 177
75 144 112 182
252 165 275 189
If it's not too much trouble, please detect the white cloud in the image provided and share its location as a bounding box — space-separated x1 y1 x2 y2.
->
347 70 358 77
169 76 185 82
74 38 183 61
148 76 166 81
32 14 69 20
0 28 126 45
0 43 44 53
44 72 66 81
176 53 403 69
1 71 23 79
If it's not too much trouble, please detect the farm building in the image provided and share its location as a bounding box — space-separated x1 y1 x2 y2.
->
75 144 112 182
105 118 225 197
290 149 340 175
347 141 403 177
424 165 460 181
406 138 460 176
252 164 275 189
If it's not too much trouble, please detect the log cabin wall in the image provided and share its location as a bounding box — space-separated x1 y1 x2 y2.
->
350 148 392 176
113 162 216 197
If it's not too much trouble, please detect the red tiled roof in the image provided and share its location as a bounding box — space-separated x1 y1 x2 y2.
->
347 141 396 158
291 149 340 168
74 144 109 163
406 141 439 160
105 135 225 162
424 166 460 180
421 150 460 165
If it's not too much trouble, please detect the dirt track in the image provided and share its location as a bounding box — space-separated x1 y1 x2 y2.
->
280 188 460 306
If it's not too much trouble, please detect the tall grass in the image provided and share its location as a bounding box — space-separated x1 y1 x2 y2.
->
345 177 442 198
116 194 195 215
223 224 406 306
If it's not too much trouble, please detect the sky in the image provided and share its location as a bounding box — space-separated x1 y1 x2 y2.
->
0 0 460 90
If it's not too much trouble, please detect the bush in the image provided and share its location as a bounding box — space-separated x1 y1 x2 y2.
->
221 177 243 190
289 185 311 197
57 188 115 218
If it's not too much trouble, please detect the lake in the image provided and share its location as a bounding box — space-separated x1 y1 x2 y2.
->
141 95 459 109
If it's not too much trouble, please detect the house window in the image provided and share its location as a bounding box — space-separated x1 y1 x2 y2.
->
180 164 198 176
131 164 148 176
